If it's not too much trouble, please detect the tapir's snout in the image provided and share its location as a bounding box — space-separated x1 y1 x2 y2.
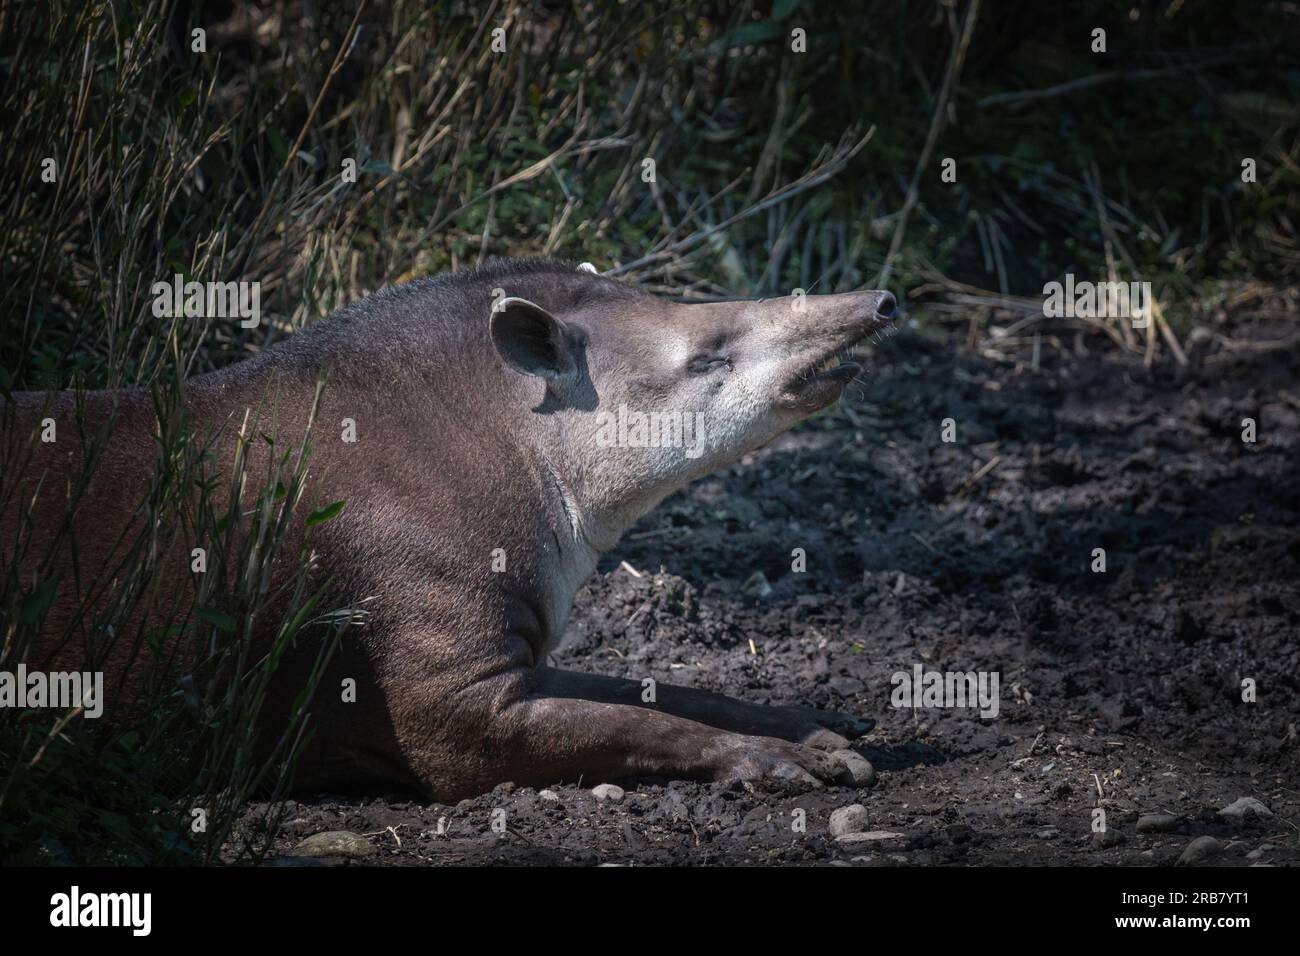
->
874 290 898 321
768 288 897 412
810 288 897 339
839 289 896 330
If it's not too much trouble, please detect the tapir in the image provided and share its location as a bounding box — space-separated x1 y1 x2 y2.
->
2 259 896 800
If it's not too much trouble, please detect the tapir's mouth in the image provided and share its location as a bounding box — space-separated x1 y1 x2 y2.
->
775 291 896 412
779 343 867 410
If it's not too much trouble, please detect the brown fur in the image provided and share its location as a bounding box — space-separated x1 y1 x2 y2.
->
2 259 895 799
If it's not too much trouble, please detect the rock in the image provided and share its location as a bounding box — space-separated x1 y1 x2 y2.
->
1036 828 1059 839
591 783 625 803
1177 836 1223 866
539 789 560 803
1136 812 1181 834
742 571 773 598
836 830 906 847
1245 848 1264 860
1091 828 1126 849
831 749 877 787
829 803 869 837
1218 797 1272 824
290 830 376 859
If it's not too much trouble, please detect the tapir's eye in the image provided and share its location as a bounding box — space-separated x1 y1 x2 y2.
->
687 355 732 375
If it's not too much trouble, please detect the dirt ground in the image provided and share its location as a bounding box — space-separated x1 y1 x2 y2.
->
241 319 1300 866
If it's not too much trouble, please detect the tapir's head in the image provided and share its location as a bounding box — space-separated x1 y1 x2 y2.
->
488 261 895 539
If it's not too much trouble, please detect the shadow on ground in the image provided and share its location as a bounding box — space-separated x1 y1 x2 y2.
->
244 324 1300 866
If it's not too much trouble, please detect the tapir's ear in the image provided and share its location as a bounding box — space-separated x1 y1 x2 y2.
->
490 297 575 380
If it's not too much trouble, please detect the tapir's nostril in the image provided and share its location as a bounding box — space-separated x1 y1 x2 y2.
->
875 292 897 320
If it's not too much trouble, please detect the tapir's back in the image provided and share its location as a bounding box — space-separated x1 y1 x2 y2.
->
2 389 162 676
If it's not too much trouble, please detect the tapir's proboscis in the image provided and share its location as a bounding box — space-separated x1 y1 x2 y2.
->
3 260 897 800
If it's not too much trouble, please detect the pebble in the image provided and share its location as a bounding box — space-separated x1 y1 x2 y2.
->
1177 836 1223 866
836 830 906 847
290 830 376 859
1218 797 1272 824
742 571 773 598
591 783 626 803
831 749 877 787
1091 828 1126 849
1136 812 1181 834
539 789 560 803
829 803 869 837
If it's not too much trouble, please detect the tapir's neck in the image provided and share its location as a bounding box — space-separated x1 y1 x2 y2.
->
522 395 684 654
537 439 675 557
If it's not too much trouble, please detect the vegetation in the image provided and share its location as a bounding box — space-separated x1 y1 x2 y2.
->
1 0 1296 864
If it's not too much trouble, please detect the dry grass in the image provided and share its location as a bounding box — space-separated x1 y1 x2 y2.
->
1 0 1296 863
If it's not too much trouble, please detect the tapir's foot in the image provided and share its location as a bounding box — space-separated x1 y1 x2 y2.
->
767 705 875 750
418 665 881 800
709 734 853 791
535 666 874 750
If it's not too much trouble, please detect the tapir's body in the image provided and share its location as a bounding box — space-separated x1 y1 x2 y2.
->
2 260 894 799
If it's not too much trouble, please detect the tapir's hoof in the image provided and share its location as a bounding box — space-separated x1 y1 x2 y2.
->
830 749 877 787
714 736 849 792
801 727 853 751
778 706 876 747
812 710 876 738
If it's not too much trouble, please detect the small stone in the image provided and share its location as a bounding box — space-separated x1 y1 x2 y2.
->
1218 797 1272 824
1136 812 1181 834
539 789 560 803
1092 828 1126 849
1177 836 1223 866
591 783 625 803
290 830 376 859
1245 848 1264 860
831 749 877 787
742 571 773 598
829 803 869 837
836 829 906 845
1036 828 1059 839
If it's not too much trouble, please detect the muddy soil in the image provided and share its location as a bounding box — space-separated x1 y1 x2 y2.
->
242 323 1300 866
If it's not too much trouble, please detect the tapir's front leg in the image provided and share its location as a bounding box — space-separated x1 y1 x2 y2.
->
537 667 874 750
408 664 854 801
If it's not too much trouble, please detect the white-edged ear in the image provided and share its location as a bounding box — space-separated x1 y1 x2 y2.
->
577 262 598 274
490 297 575 380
